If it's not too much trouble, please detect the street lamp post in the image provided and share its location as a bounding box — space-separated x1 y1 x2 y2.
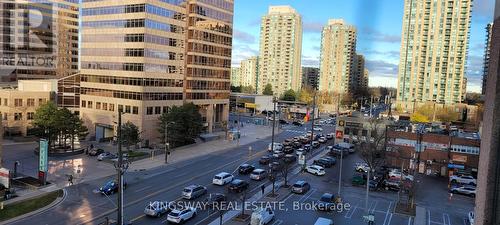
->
164 122 174 164
306 93 317 169
270 97 277 153
115 110 129 225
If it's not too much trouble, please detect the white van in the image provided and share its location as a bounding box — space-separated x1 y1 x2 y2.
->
268 142 283 152
250 207 274 225
313 217 333 225
338 142 355 153
212 172 234 185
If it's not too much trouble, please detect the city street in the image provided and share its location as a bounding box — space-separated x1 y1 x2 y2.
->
8 122 332 225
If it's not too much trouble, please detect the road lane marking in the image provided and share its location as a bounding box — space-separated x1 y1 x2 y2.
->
368 200 377 213
271 219 283 225
344 205 357 218
298 189 315 203
383 202 393 225
282 193 295 203
134 185 151 193
408 217 413 225
428 209 431 225
443 213 451 225
386 213 393 225
193 211 219 225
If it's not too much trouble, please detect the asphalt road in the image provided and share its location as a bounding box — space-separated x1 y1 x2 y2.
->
11 121 336 225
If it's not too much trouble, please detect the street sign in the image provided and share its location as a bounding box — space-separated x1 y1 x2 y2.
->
338 120 345 127
336 130 344 139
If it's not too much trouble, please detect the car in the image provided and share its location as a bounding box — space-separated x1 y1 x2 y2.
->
304 144 312 151
388 170 414 181
259 156 271 165
450 185 476 197
206 193 227 208
283 138 293 146
292 141 302 148
212 172 234 185
355 162 370 173
89 148 104 156
99 180 127 195
292 121 303 126
313 159 332 168
251 207 274 225
110 153 128 162
238 164 255 174
268 142 283 152
296 148 305 156
250 169 267 181
182 184 207 199
316 193 336 211
144 201 173 217
312 141 320 148
368 180 380 191
301 136 310 144
328 147 346 158
269 161 282 170
468 211 474 225
167 207 197 224
450 175 476 185
318 137 327 143
228 179 249 193
291 180 311 194
97 152 116 161
272 151 285 158
313 217 334 225
352 174 366 186
313 127 323 132
283 145 294 154
284 154 297 163
320 156 337 165
306 165 326 176
279 119 289 124
382 178 401 191
293 137 300 142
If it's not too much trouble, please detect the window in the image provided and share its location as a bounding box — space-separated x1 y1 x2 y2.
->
14 113 22 120
118 104 124 112
146 107 153 115
88 101 93 108
3 99 7 106
27 112 34 120
155 106 161 114
109 104 115 111
96 102 101 110
27 98 35 107
38 98 46 105
14 98 22 107
132 106 138 114
81 100 86 108
102 103 108 111
125 105 131 113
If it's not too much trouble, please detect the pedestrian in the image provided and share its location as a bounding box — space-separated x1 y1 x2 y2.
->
90 144 94 149
449 192 453 201
261 184 265 195
68 174 74 186
85 147 89 155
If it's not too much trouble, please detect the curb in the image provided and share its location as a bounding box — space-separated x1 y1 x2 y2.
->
0 189 67 225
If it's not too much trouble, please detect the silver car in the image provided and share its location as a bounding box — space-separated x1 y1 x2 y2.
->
450 185 476 197
182 184 207 199
144 201 172 217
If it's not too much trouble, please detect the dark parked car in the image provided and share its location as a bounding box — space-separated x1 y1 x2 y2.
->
228 179 249 193
316 193 336 211
238 164 255 174
313 159 332 168
89 148 104 156
320 156 337 165
382 178 401 191
312 141 320 148
293 141 302 148
206 193 227 208
304 144 312 151
259 156 271 165
283 146 294 154
99 180 127 195
292 121 303 126
284 154 297 163
279 119 289 124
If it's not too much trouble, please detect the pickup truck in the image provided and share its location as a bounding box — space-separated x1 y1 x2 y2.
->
450 175 476 185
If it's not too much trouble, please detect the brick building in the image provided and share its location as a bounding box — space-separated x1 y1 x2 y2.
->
385 130 480 176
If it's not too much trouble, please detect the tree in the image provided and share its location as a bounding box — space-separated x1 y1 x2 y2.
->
158 103 203 147
263 84 273 96
231 85 241 92
280 89 296 101
241 85 255 94
32 102 88 151
435 106 459 122
356 118 387 171
120 121 141 149
410 112 430 123
297 86 315 105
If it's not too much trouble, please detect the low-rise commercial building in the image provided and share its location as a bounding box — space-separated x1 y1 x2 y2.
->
0 80 56 136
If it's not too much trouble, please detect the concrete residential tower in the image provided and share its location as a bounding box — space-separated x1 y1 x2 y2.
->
482 23 493 95
397 0 472 109
81 0 233 143
319 19 357 94
240 56 259 89
258 5 302 96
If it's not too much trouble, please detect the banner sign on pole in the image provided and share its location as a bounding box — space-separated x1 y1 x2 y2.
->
39 139 48 184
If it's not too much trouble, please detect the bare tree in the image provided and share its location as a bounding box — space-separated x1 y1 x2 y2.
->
356 118 387 171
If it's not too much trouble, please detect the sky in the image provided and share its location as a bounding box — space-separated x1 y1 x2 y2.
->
230 0 496 93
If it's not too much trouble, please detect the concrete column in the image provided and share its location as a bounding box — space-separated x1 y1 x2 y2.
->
206 104 214 133
474 5 500 225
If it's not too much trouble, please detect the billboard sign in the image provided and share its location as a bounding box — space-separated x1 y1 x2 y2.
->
39 139 48 172
0 168 10 188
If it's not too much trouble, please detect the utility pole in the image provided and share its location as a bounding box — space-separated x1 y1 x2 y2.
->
164 123 169 164
370 95 373 117
116 111 124 225
309 93 317 155
270 97 277 153
236 96 240 146
0 115 3 167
